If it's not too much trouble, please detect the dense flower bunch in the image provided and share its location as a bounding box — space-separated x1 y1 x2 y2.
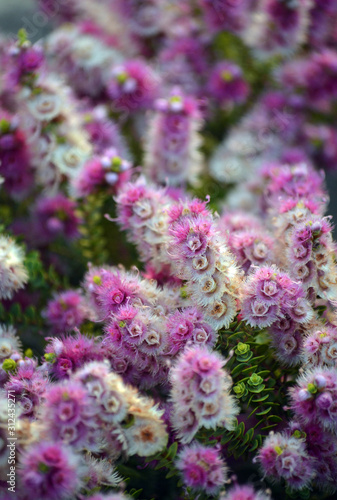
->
1 1 337 499
144 89 203 186
170 346 238 443
257 432 315 490
241 265 313 328
176 442 228 495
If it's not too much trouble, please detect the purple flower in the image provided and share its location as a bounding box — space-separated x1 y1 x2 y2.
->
41 381 98 449
43 290 89 334
19 442 82 500
108 60 159 112
144 89 204 186
45 332 103 380
170 346 238 443
220 484 270 500
72 149 132 198
32 194 81 244
0 111 33 197
290 367 337 432
5 359 49 418
176 442 228 495
240 266 312 329
257 432 314 489
207 61 249 106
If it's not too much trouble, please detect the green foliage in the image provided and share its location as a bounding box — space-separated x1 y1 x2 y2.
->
208 319 292 459
77 193 109 265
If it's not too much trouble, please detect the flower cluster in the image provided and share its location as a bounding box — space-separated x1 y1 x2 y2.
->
170 346 238 443
43 290 89 334
167 199 243 329
39 361 168 458
220 484 271 500
241 266 313 328
257 432 314 490
5 358 49 418
176 443 228 495
303 325 337 367
20 441 83 500
82 265 215 388
144 89 203 186
72 148 132 198
2 0 337 497
288 420 337 490
218 212 275 273
115 177 172 270
32 194 81 244
290 367 337 433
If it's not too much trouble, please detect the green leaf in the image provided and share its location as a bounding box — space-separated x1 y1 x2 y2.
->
234 421 245 438
231 362 249 377
242 428 254 445
261 424 279 431
256 406 272 416
236 351 253 363
242 364 259 374
252 394 270 403
0 303 5 320
25 306 36 321
249 355 266 363
17 28 28 45
249 439 260 451
10 303 22 319
236 444 249 458
130 488 143 498
144 452 163 463
227 331 245 344
167 442 178 460
154 459 170 470
267 415 283 423
248 384 265 393
165 469 177 479
221 433 233 445
227 440 240 453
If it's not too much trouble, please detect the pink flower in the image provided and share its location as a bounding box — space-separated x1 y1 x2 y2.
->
32 194 81 244
290 367 337 432
144 88 203 185
170 346 238 443
43 290 88 334
45 333 103 380
257 432 314 489
19 442 82 500
176 442 228 495
220 484 270 500
108 60 159 111
42 381 97 449
207 61 249 106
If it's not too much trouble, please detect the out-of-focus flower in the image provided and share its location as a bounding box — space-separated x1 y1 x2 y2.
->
0 235 28 300
176 443 228 495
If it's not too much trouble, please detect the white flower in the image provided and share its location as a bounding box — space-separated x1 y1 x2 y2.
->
204 293 238 330
0 325 21 360
0 236 28 300
27 91 62 122
52 145 89 177
125 416 168 456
